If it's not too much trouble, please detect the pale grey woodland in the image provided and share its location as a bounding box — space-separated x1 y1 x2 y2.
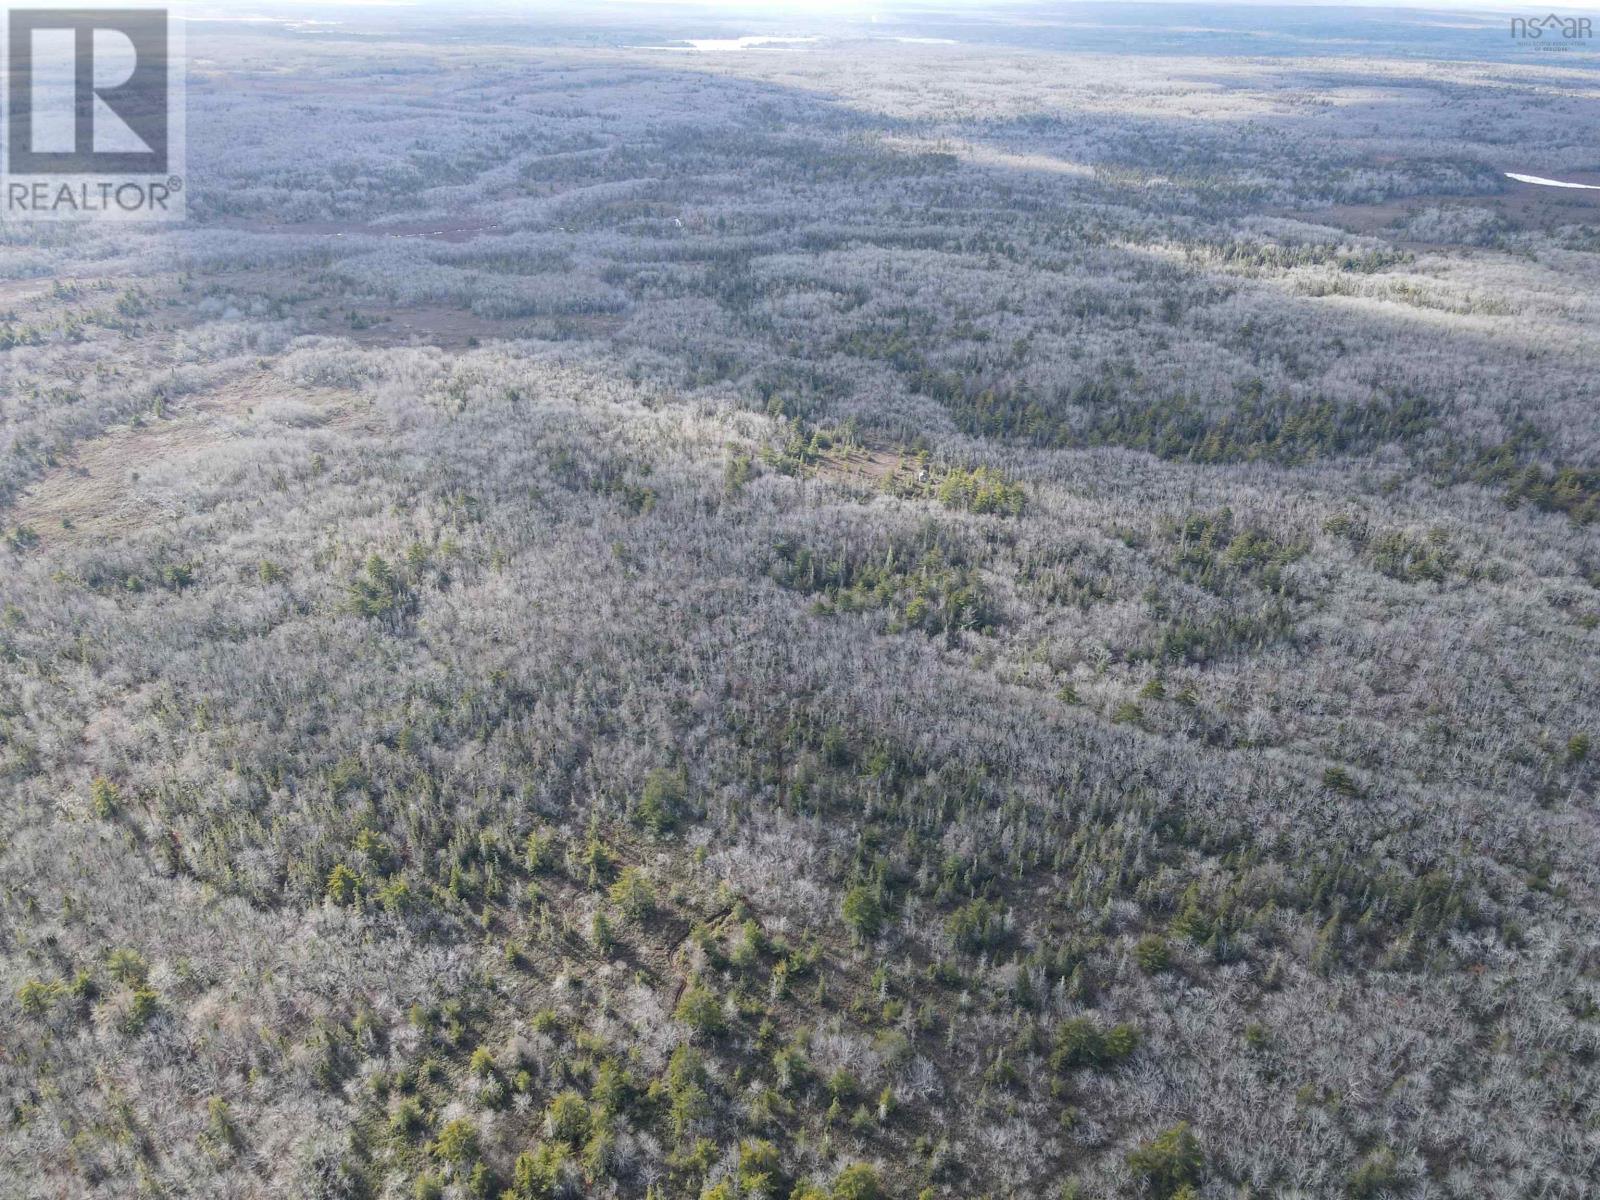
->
0 6 1597 1200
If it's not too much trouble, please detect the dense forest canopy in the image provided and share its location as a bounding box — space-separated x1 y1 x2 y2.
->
1 4 1597 1199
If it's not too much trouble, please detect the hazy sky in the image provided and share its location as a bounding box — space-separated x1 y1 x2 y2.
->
591 0 1600 11
198 0 1600 13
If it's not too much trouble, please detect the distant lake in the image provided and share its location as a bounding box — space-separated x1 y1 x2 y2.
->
1506 173 1600 191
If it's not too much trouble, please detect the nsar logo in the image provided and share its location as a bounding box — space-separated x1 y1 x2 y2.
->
1510 13 1594 40
3 6 185 220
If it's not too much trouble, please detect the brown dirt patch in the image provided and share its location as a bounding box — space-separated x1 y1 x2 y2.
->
815 445 906 488
8 371 358 550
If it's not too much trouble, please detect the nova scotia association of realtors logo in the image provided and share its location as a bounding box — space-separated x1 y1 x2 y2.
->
2 6 185 220
1510 12 1594 40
